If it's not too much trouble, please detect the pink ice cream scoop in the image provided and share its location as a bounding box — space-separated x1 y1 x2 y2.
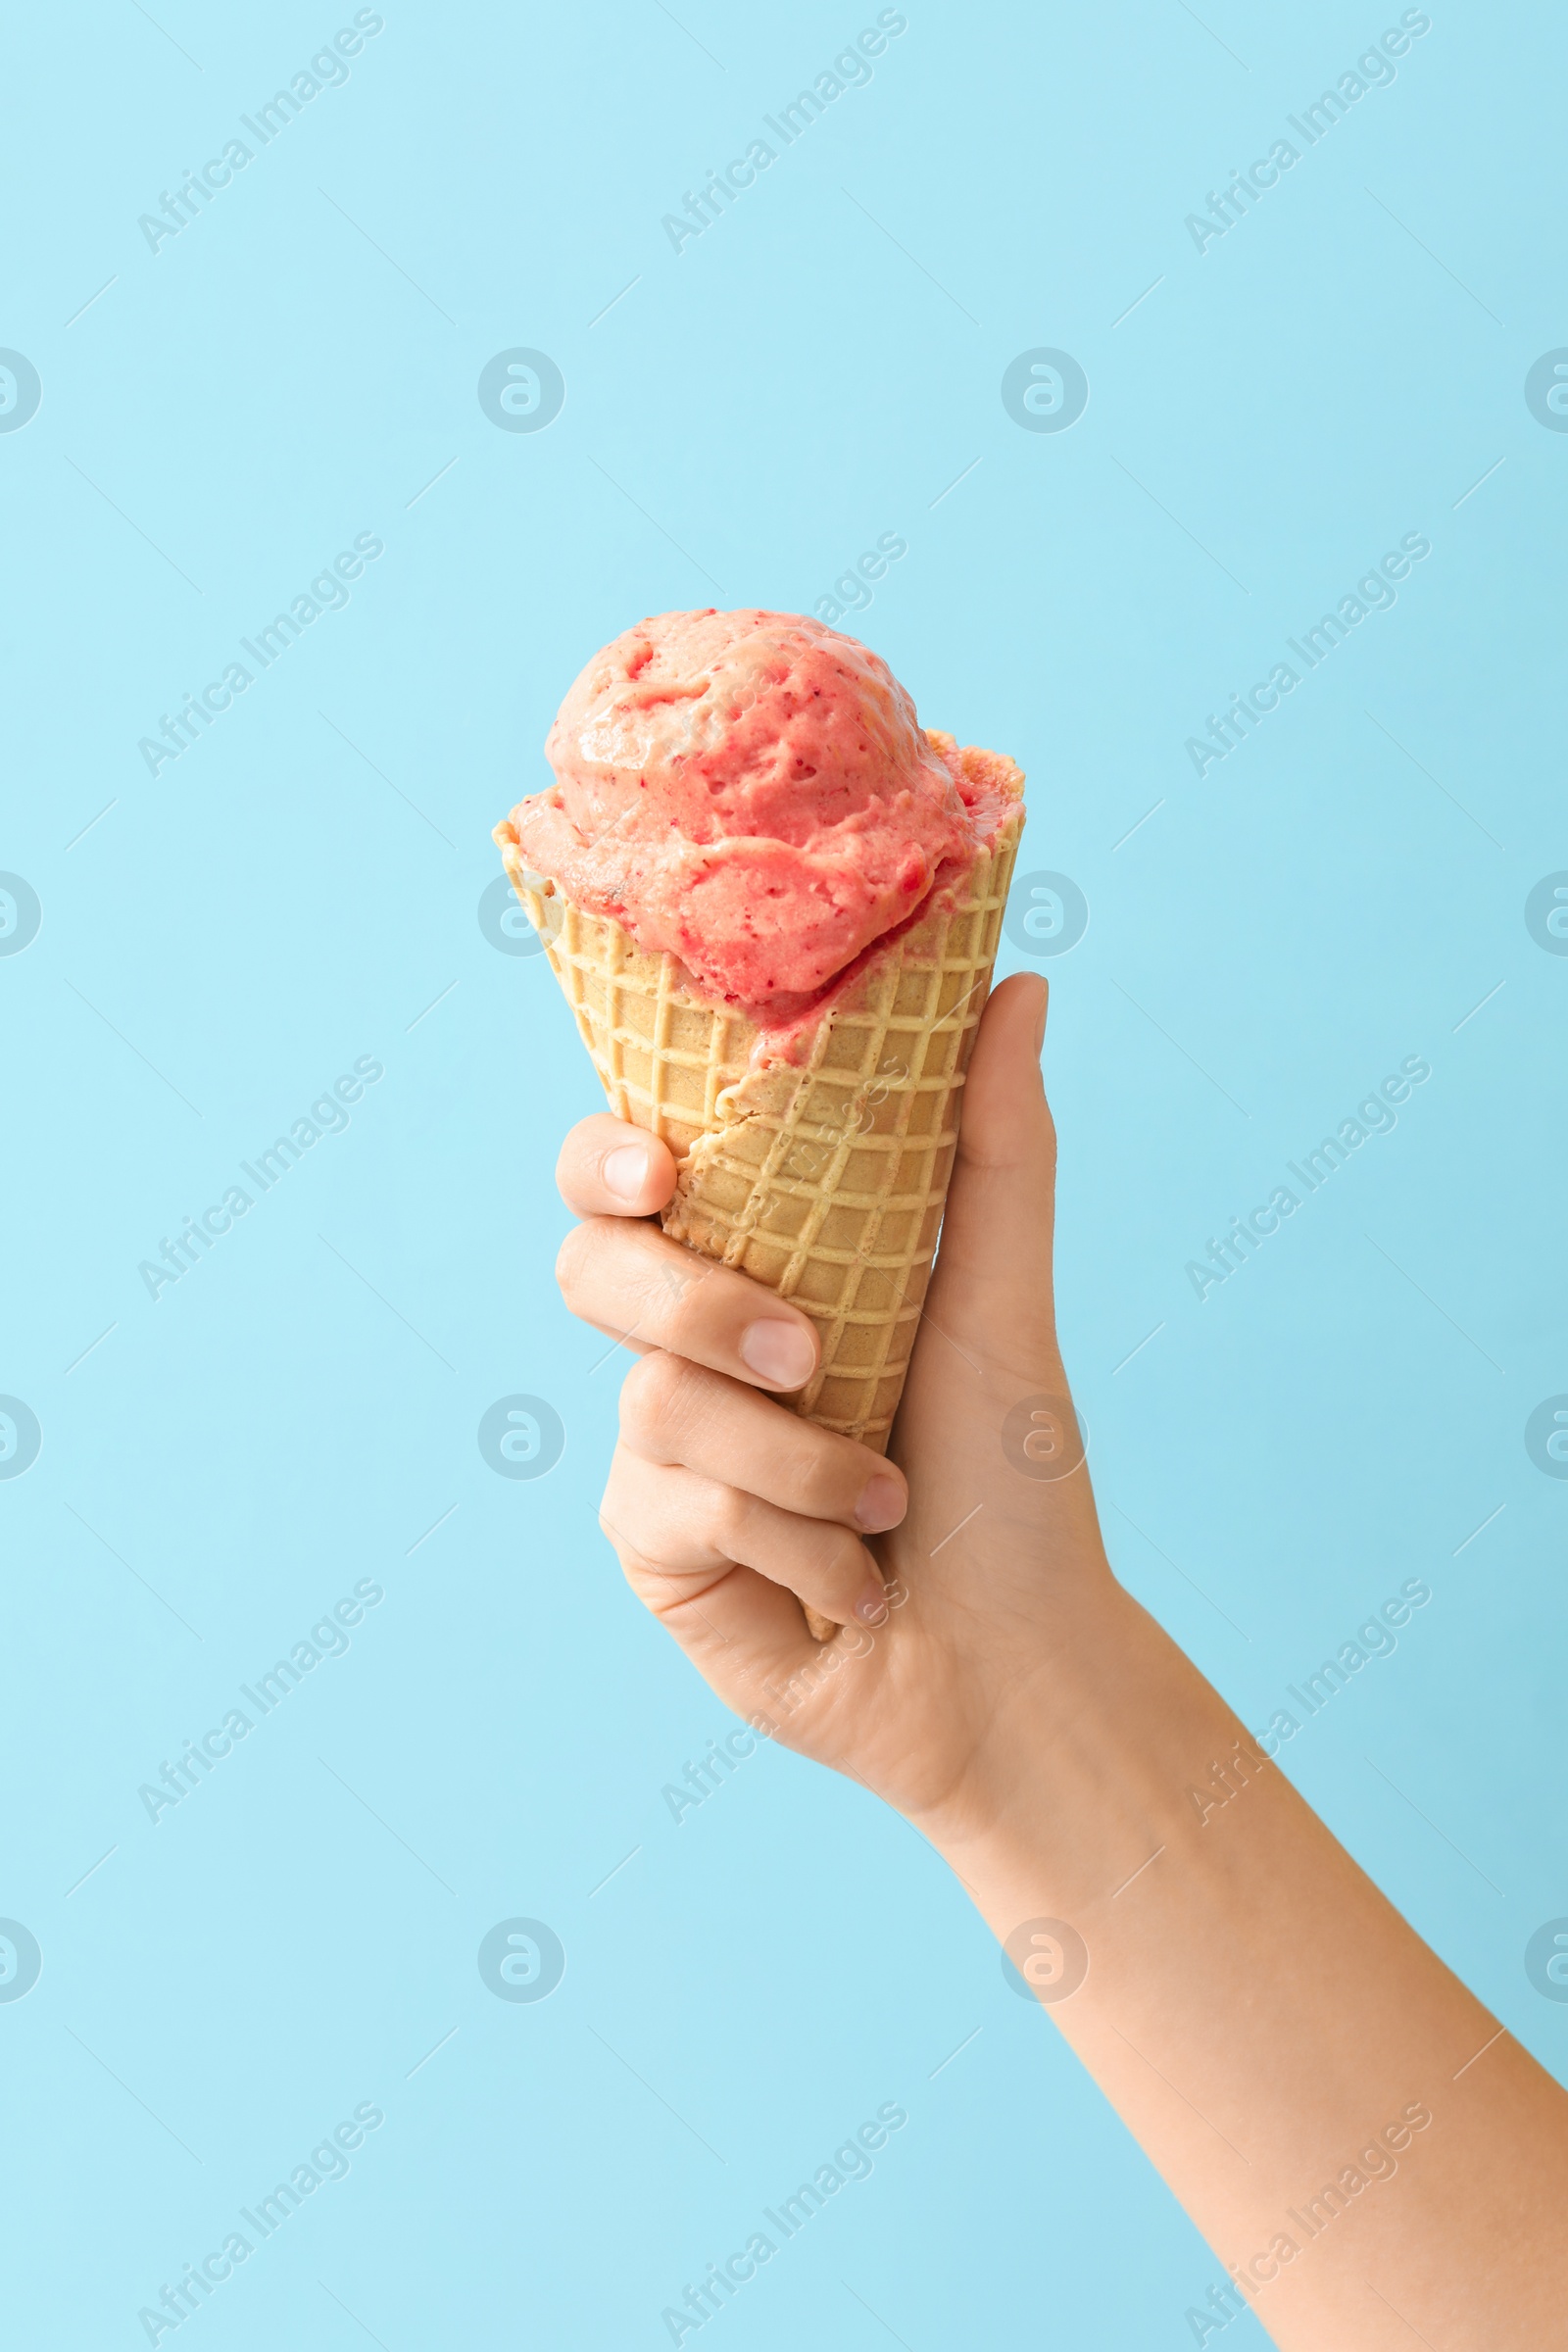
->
505 609 1010 1019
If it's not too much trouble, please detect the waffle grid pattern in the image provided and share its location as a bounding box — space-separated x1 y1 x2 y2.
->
662 825 1021 1448
497 756 1022 1462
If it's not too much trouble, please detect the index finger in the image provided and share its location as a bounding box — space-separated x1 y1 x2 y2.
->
557 1113 678 1218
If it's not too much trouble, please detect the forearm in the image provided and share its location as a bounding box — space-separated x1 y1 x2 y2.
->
929 1584 1568 2349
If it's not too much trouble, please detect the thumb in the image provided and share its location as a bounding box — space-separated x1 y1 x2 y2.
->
923 971 1061 1384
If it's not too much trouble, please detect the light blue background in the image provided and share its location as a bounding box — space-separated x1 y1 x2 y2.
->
4 2 1566 2344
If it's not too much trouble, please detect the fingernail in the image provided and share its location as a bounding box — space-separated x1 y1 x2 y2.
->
856 1584 891 1627
855 1474 906 1533
739 1319 816 1389
1034 984 1049 1056
602 1144 650 1202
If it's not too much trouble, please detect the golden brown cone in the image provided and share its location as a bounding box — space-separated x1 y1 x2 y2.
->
496 733 1024 1638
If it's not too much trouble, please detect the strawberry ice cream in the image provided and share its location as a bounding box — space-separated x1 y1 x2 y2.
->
501 609 1014 1022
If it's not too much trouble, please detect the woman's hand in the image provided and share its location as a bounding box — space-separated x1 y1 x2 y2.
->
550 968 1568 2351
554 973 1123 1840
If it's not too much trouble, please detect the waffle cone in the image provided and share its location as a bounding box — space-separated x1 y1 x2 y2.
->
496 734 1023 1638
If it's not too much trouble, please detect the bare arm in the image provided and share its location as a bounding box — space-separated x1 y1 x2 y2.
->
936 1585 1567 2347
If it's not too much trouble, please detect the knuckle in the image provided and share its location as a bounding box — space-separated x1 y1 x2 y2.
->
554 1128 587 1200
597 1507 638 1569
619 1349 693 1448
598 1488 662 1585
659 1266 712 1354
704 1482 754 1557
596 1469 633 1547
605 1529 663 1593
554 1218 594 1300
653 1250 719 1345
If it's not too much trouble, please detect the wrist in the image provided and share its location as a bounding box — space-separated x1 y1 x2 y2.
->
914 1581 1223 1931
